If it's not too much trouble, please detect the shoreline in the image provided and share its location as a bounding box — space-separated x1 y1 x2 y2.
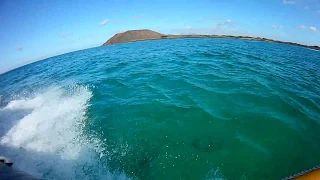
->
103 33 320 51
2 31 318 75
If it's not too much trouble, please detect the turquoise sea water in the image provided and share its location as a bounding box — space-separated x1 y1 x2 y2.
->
0 38 320 179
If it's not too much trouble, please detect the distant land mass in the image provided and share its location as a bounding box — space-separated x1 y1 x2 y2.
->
102 29 320 51
103 30 163 45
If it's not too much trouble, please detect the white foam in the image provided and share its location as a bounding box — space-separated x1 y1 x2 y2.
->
0 85 127 179
1 86 90 159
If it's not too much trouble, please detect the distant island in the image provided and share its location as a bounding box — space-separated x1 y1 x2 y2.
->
102 29 320 51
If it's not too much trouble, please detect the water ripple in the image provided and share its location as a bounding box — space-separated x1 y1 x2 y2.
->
1 38 320 180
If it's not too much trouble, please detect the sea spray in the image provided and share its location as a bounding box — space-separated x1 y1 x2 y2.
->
0 85 127 179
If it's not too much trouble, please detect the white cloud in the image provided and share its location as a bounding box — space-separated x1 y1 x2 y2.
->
271 25 283 29
283 0 295 4
17 46 23 51
217 19 233 27
297 25 318 32
185 25 191 29
310 26 317 32
297 25 307 30
99 19 109 26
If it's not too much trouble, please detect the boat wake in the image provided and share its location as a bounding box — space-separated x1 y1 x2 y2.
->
0 85 127 179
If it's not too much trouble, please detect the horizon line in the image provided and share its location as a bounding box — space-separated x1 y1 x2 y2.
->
1 31 319 75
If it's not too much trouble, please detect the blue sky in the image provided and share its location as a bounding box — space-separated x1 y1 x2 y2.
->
1 0 320 73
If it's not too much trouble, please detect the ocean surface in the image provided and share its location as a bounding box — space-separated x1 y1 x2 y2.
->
0 38 320 180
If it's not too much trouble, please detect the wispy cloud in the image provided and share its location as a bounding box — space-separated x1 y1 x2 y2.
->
297 25 307 30
283 0 295 4
310 26 317 32
297 25 318 32
59 32 72 38
271 25 284 29
171 27 249 36
217 19 233 27
99 19 110 27
185 25 192 29
17 46 23 51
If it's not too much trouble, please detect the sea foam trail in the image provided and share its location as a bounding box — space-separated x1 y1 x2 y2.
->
0 85 128 179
